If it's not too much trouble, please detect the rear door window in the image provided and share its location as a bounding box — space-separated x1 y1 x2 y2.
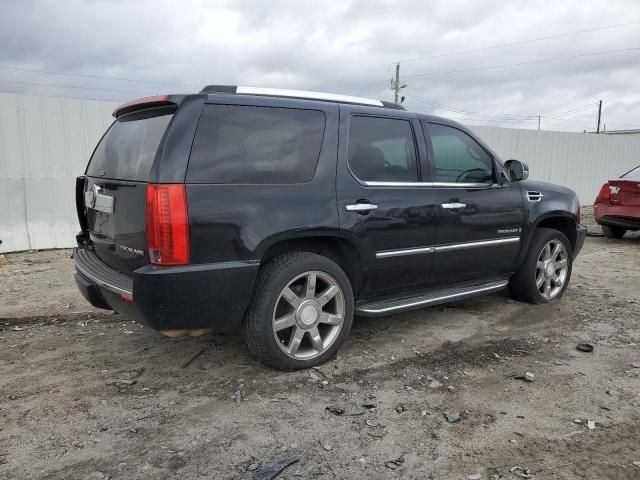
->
187 105 326 184
426 123 494 183
87 108 173 181
348 116 419 182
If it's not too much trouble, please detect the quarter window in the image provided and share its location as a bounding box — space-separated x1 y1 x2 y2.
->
348 116 419 182
187 105 326 184
426 123 494 183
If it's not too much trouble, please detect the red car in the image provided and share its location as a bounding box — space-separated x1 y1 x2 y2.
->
594 165 640 238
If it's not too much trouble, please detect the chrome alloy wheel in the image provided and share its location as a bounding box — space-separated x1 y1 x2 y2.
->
272 270 345 360
535 239 569 300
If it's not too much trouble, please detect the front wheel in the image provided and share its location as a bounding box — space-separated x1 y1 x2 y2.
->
242 252 354 370
602 225 626 239
509 228 573 304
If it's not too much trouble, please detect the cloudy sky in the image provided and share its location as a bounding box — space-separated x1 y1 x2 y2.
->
0 0 639 131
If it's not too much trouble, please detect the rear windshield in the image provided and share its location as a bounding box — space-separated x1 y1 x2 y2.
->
621 166 640 180
187 104 326 184
86 108 173 181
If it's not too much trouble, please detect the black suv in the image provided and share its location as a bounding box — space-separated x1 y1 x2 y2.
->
74 86 586 369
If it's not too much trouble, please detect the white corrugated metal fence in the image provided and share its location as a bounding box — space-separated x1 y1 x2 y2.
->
1 93 638 253
0 93 117 253
470 126 640 204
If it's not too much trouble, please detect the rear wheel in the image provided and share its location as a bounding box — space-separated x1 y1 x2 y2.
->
510 228 572 304
242 252 354 370
602 225 626 238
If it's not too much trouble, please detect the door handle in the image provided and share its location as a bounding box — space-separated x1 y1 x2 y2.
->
346 203 378 212
441 202 466 209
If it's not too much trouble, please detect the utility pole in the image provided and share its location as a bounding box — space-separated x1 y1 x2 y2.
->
537 115 541 131
392 62 400 104
596 100 602 134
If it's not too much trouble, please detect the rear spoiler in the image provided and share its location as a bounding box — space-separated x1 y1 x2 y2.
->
113 95 177 118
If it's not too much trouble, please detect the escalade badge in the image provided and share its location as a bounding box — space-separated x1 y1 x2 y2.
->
118 244 145 256
497 227 521 234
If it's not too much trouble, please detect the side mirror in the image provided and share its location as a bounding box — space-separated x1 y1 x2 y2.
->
504 159 529 182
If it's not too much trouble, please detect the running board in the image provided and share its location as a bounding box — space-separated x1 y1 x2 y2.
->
355 279 509 316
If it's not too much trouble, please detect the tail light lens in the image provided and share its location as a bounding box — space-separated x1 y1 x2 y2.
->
145 184 190 265
75 176 90 232
575 206 581 223
595 183 610 204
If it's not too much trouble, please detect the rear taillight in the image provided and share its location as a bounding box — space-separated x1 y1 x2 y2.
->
595 183 611 204
75 176 90 232
576 206 581 223
145 184 190 266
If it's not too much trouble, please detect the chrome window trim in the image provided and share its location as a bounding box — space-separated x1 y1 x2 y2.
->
376 246 434 259
236 86 384 107
364 181 496 189
375 236 520 259
75 263 133 297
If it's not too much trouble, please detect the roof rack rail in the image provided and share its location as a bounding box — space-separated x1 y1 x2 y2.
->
199 85 404 110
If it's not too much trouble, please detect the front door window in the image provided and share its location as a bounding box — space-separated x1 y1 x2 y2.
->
427 123 494 184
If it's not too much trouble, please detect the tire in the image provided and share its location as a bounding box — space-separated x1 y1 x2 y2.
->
242 252 354 370
602 225 626 239
509 228 573 304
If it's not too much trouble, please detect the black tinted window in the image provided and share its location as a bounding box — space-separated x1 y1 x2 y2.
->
622 166 640 180
427 123 494 183
87 109 173 181
187 105 326 184
348 116 418 182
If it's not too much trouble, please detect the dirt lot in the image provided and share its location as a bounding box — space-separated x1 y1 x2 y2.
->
1 212 639 480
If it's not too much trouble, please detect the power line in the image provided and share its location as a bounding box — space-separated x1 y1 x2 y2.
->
403 91 598 120
312 65 389 89
402 47 640 79
0 78 151 95
0 64 200 88
313 20 640 88
399 20 640 64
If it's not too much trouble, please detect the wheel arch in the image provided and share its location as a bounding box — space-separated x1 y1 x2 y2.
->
535 215 577 252
257 232 364 297
515 213 577 269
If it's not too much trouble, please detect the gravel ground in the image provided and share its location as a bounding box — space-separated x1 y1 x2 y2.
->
1 209 639 480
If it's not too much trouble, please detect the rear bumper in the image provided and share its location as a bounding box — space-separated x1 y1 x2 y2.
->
574 223 586 258
596 215 640 230
73 247 259 332
594 203 640 230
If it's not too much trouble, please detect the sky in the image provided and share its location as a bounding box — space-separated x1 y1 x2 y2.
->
0 0 639 131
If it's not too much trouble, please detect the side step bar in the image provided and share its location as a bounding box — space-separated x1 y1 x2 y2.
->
356 279 509 316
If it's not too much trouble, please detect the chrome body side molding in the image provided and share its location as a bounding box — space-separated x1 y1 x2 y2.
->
376 236 520 258
376 246 434 259
434 236 520 252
